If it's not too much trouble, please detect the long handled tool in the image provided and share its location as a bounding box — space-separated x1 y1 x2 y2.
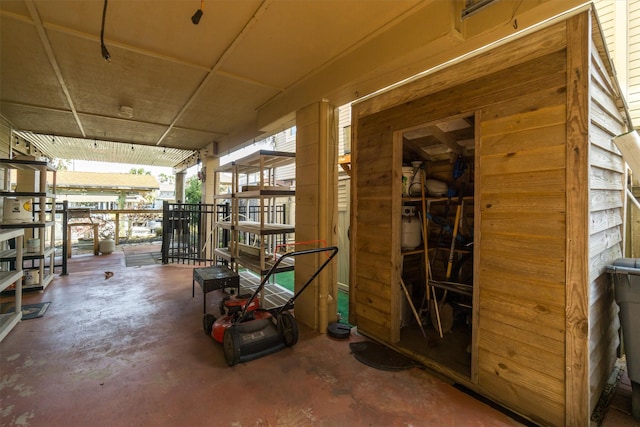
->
400 277 430 345
420 172 444 337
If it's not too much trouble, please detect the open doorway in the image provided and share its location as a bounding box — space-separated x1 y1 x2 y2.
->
396 113 476 378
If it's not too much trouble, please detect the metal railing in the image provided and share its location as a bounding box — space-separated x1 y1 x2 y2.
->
161 201 288 265
61 201 290 266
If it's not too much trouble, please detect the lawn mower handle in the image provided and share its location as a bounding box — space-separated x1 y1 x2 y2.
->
236 246 339 324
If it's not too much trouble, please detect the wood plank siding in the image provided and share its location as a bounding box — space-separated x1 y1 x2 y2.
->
631 2 640 125
586 17 628 416
351 9 630 426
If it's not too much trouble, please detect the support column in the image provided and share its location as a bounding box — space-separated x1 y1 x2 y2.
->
294 100 339 333
175 171 186 203
202 154 220 204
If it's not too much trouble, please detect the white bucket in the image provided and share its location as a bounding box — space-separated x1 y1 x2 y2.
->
402 166 414 196
26 238 40 253
99 239 115 255
3 197 33 223
24 269 39 286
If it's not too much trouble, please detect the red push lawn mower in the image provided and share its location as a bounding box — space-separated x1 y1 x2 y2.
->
203 246 339 366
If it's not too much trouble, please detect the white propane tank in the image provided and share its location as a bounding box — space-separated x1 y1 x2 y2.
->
401 206 422 250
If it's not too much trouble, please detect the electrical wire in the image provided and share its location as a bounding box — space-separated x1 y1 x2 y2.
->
101 0 111 62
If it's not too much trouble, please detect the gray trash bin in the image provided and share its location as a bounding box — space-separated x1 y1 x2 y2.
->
608 258 640 421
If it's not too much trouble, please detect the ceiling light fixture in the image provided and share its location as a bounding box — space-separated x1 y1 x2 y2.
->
100 0 111 62
191 0 204 24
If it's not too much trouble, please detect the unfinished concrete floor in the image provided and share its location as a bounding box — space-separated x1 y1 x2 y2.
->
0 244 637 427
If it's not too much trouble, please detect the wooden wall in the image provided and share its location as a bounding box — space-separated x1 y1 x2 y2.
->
351 10 629 426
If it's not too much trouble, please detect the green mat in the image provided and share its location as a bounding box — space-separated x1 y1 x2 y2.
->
274 271 350 325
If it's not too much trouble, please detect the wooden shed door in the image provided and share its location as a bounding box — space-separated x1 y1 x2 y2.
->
475 102 567 425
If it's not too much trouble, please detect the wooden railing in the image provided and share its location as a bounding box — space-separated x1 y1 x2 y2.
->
65 208 163 246
89 209 163 245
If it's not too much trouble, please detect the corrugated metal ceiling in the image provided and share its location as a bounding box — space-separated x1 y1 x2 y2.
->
13 131 194 168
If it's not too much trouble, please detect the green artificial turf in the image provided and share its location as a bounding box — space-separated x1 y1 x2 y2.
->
274 271 350 325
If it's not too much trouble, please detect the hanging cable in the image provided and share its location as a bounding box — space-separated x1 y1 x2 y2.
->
101 0 111 62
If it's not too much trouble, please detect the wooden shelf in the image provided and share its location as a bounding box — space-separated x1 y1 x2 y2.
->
236 253 295 275
236 221 295 235
216 150 295 174
213 150 295 282
234 189 295 198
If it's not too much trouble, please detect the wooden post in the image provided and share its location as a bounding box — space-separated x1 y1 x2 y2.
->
294 101 339 332
565 12 591 426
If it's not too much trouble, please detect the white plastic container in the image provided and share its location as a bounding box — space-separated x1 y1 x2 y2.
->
3 197 33 223
402 166 414 196
99 239 116 255
26 238 40 253
24 269 39 286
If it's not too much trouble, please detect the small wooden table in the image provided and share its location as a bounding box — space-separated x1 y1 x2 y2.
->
192 265 240 313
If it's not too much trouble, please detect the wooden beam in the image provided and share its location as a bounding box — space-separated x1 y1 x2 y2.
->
565 11 591 426
427 125 463 155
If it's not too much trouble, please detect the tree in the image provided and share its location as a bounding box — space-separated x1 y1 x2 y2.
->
185 175 202 204
129 168 151 175
158 173 175 184
52 159 70 170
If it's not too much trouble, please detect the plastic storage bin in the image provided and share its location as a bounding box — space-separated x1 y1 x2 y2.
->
608 258 640 421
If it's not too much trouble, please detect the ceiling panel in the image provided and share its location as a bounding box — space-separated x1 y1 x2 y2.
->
0 103 81 136
0 16 69 109
177 73 277 133
162 127 225 152
48 30 206 125
33 0 263 68
221 0 422 89
77 113 168 145
0 0 579 169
